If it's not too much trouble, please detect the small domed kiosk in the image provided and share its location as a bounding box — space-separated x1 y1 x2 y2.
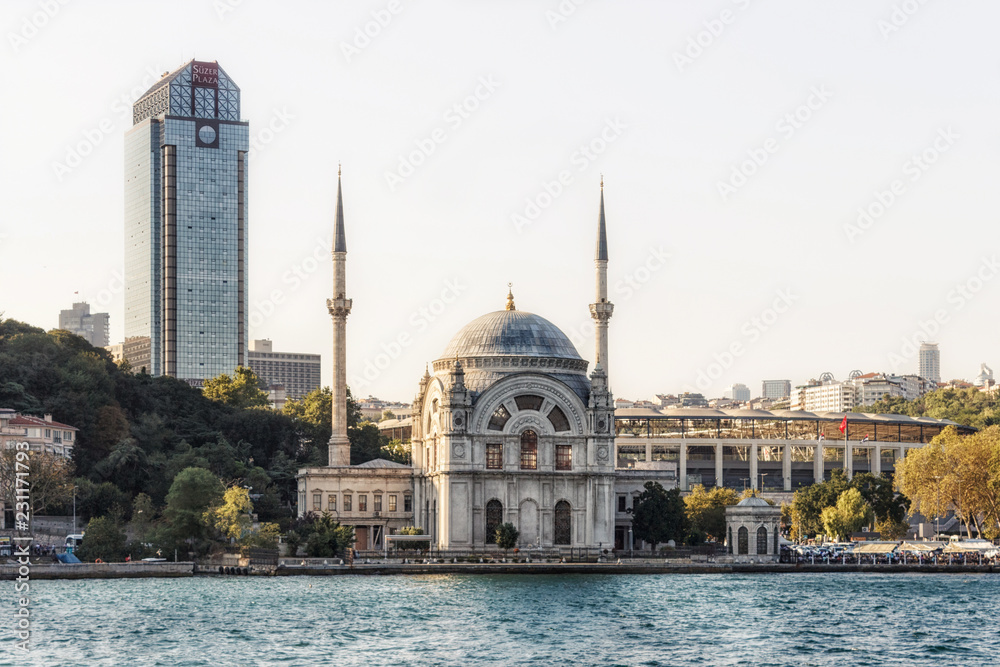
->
725 496 781 562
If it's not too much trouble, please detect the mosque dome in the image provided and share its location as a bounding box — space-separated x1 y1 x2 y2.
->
433 291 591 402
736 496 773 507
440 310 583 361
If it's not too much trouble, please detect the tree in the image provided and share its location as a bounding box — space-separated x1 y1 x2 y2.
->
304 512 355 557
683 484 739 542
242 522 280 551
202 366 269 410
381 409 396 422
284 530 302 557
0 451 74 517
381 439 410 465
131 493 155 544
631 481 688 551
78 516 127 562
206 486 253 542
875 517 910 540
398 526 430 551
495 522 519 556
163 467 225 548
850 472 909 525
820 488 872 541
791 469 850 540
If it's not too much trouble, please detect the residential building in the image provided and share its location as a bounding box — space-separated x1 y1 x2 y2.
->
105 343 125 363
724 383 751 402
0 409 77 458
247 339 321 400
124 59 249 383
58 302 109 347
761 380 791 400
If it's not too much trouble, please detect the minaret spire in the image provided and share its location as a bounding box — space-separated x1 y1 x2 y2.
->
328 166 353 466
589 178 614 376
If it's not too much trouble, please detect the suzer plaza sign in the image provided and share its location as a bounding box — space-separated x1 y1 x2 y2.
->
192 61 219 88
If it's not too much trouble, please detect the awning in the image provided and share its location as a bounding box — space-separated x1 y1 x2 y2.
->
853 542 898 554
899 541 945 553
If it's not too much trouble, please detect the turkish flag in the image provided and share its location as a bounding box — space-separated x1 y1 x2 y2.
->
838 415 847 434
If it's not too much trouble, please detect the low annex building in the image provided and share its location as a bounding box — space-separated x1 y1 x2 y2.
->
725 496 781 562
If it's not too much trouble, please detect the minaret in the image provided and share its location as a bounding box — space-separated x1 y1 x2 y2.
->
589 177 614 376
327 166 352 467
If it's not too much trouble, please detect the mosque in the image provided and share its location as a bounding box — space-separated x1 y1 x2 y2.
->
296 173 649 552
296 172 965 553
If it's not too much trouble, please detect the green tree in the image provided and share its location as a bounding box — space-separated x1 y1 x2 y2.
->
398 526 429 551
850 472 909 524
790 469 850 540
631 481 688 551
78 516 127 562
820 488 872 541
131 493 155 544
381 409 396 421
304 512 355 557
163 467 225 548
683 484 739 542
283 530 302 557
202 366 269 410
207 486 253 542
495 522 519 556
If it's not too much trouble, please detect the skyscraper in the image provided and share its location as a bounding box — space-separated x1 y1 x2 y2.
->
761 379 791 400
58 302 110 347
919 343 941 385
124 60 249 381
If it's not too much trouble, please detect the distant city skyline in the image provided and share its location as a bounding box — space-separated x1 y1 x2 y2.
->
2 2 999 402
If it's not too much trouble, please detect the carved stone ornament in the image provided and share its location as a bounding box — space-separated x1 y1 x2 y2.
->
453 443 466 458
597 445 609 461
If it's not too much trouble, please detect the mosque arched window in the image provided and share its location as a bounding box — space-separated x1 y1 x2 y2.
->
757 526 768 555
728 527 733 555
486 499 503 543
514 395 544 411
488 405 511 431
547 406 570 432
520 430 538 470
738 527 748 555
554 501 571 545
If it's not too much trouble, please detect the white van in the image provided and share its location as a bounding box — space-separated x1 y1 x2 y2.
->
65 534 84 553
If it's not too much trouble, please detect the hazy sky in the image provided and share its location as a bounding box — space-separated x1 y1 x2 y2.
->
2 0 998 403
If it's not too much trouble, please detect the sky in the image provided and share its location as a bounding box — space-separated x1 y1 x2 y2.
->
1 0 999 403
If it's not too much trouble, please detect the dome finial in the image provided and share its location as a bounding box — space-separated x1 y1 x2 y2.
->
505 283 516 311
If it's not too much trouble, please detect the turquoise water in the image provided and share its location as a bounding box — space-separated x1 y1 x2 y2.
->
3 573 998 666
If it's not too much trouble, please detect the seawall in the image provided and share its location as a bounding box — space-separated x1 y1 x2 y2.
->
0 562 194 580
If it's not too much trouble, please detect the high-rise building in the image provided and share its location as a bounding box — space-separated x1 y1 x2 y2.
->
919 343 941 385
124 60 249 382
723 383 751 402
761 379 791 400
247 339 321 400
58 302 109 347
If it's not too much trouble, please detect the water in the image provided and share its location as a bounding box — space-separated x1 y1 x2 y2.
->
3 573 999 666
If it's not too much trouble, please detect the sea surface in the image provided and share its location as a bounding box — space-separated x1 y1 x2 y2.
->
2 572 998 666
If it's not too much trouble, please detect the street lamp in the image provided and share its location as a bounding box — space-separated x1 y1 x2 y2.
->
72 486 76 534
759 472 768 494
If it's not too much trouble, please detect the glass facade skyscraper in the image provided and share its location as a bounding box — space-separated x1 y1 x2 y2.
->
124 60 249 381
